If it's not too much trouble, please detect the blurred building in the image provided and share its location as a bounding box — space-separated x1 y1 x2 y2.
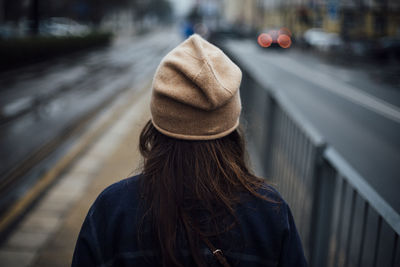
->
0 0 174 38
222 0 400 40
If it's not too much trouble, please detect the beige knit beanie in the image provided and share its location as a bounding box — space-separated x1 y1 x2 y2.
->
150 34 242 140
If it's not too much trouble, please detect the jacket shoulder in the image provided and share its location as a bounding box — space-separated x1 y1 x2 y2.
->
99 174 141 197
89 174 142 215
239 183 297 237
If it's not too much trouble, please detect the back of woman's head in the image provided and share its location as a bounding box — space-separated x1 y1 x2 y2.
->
139 120 261 201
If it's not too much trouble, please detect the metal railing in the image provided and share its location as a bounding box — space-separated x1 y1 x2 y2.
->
239 69 400 267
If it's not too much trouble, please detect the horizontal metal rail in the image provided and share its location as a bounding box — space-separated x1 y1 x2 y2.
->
271 89 325 147
325 147 400 236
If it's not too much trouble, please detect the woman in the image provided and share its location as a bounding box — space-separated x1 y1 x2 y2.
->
72 34 307 267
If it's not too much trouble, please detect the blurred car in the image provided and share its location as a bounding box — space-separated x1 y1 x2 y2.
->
40 17 89 37
208 23 256 43
303 28 343 51
345 37 399 61
377 37 400 61
0 21 27 39
257 28 293 49
347 40 377 56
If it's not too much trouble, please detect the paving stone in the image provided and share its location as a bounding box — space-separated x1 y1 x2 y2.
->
0 250 36 267
68 156 101 175
109 120 131 136
35 194 75 214
57 172 91 185
32 249 72 267
24 206 62 221
19 212 61 234
96 133 120 150
5 231 49 250
84 141 114 158
44 190 81 206
36 172 93 215
50 180 87 199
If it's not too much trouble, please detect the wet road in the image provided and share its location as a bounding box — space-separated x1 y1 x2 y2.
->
225 40 400 213
0 29 181 201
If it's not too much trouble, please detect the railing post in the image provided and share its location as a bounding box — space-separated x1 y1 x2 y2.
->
309 156 336 267
264 95 276 178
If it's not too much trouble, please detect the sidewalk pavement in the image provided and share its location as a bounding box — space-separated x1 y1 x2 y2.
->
0 78 152 267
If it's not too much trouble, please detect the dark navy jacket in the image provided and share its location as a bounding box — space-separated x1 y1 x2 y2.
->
72 175 308 267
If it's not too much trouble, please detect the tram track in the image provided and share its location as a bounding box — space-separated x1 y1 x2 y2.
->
0 78 134 240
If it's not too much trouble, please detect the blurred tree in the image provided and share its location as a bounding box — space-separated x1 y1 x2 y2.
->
1 0 172 33
30 0 39 35
147 0 172 22
2 0 26 22
187 4 202 24
74 0 137 26
134 0 172 23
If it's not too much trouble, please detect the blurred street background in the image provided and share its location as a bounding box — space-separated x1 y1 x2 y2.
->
0 0 399 266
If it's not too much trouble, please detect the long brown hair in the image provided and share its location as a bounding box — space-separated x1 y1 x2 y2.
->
138 120 271 267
